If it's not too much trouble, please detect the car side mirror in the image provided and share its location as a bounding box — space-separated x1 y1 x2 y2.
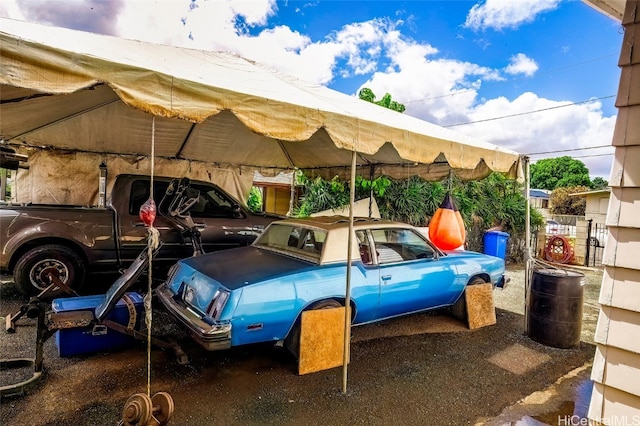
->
232 204 245 219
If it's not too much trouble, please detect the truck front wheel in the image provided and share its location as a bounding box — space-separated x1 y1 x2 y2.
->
14 244 86 297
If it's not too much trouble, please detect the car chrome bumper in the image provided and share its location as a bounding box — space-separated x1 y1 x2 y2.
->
156 284 232 351
495 274 510 289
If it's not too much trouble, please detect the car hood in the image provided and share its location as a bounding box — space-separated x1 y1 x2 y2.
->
180 246 315 291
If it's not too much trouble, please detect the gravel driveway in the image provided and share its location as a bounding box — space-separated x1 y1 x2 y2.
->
0 265 602 426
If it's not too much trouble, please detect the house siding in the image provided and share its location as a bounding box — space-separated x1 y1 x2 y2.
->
588 1 640 423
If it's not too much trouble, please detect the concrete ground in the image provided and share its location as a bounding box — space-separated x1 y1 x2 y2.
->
0 263 602 425
489 263 602 425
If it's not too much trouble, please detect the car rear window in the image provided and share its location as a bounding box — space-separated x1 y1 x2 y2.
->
255 223 326 262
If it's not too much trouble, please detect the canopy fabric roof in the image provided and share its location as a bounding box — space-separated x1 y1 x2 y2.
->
0 18 521 182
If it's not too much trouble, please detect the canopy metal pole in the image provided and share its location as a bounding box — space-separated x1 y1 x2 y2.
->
523 156 532 335
342 150 357 394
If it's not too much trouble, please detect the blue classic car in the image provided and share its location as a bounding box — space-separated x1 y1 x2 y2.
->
157 216 507 356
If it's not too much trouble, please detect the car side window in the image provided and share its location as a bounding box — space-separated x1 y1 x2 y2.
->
129 180 239 219
371 228 434 264
356 230 374 265
129 180 169 216
188 184 237 218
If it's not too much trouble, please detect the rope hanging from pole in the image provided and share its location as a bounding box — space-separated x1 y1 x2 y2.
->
145 116 159 396
120 116 174 426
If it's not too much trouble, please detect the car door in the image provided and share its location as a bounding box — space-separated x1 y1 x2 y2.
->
351 230 384 324
370 227 458 320
121 178 258 264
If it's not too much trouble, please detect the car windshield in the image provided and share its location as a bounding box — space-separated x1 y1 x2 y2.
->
254 223 327 263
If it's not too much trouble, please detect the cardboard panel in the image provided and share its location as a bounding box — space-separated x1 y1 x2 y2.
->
299 307 348 375
465 283 496 329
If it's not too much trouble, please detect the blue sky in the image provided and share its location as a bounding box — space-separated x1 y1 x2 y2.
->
0 0 623 180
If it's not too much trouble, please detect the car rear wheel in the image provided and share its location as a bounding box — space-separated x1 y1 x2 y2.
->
285 299 342 360
451 277 488 323
14 244 86 297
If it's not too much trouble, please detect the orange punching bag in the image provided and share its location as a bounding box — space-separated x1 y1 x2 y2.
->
428 193 465 250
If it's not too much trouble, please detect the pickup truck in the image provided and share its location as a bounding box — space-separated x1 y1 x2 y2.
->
0 174 280 296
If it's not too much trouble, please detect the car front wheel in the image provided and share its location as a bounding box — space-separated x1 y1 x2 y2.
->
451 276 488 323
285 299 342 359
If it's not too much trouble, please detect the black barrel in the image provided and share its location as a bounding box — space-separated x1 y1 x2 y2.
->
527 268 584 349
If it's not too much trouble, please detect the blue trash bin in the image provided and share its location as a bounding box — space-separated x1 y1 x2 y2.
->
483 230 509 259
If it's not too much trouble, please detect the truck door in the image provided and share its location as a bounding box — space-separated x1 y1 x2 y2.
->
120 179 192 264
120 178 258 265
188 182 259 252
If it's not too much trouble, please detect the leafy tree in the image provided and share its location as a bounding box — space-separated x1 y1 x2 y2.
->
550 185 590 215
292 175 350 217
376 176 445 226
451 173 543 257
292 171 540 261
590 176 608 190
247 186 263 213
355 175 392 198
358 88 406 113
530 156 591 190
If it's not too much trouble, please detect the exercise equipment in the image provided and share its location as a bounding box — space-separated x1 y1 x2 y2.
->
1 177 202 405
119 392 175 426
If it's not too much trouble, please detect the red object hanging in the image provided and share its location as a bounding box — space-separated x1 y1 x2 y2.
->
139 197 156 227
428 193 466 250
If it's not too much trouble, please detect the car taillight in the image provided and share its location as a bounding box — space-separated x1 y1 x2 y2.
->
164 264 181 292
208 290 229 320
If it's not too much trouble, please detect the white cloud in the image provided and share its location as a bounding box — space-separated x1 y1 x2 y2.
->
2 0 125 34
464 0 561 31
360 44 614 180
114 4 404 86
505 53 538 77
0 0 26 20
449 93 616 179
1 0 616 179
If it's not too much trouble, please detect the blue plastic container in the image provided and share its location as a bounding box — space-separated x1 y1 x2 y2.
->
52 292 143 357
483 230 510 260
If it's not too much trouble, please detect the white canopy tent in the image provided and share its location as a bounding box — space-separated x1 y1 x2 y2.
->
0 18 524 392
0 18 520 184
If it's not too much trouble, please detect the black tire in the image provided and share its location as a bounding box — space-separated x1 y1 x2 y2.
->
13 244 86 297
284 299 342 359
451 277 488 322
